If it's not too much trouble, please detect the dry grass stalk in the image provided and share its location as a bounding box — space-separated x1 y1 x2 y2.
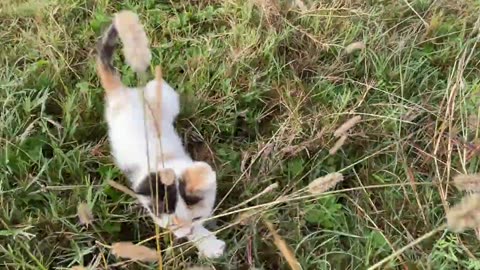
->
114 10 151 73
329 135 347 155
345 41 366 54
264 221 301 270
446 194 480 232
70 266 87 270
77 202 93 226
281 128 325 157
236 210 258 226
108 180 138 198
308 172 344 195
333 116 361 137
111 242 158 262
453 174 480 192
153 66 163 138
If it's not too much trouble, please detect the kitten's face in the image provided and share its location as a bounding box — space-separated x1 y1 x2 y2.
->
134 162 217 236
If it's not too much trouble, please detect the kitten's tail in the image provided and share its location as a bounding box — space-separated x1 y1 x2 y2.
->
96 10 151 93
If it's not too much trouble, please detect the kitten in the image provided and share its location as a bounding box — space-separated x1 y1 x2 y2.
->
95 11 225 258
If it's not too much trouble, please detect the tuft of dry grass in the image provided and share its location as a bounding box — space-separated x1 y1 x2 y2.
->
453 174 480 192
77 202 93 226
111 242 158 262
114 10 151 73
307 172 344 195
446 194 480 233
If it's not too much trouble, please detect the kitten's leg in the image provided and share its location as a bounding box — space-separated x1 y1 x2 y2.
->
96 24 123 96
96 59 123 95
187 224 225 258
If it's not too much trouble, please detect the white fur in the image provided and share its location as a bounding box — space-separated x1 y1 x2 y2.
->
104 79 224 258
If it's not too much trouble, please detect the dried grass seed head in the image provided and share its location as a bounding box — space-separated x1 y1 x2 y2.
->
453 174 480 192
345 41 366 54
308 172 344 195
77 202 93 226
114 10 151 73
334 116 362 137
329 135 347 155
111 241 158 262
446 194 480 233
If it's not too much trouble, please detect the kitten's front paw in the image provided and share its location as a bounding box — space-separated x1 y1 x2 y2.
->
197 238 225 259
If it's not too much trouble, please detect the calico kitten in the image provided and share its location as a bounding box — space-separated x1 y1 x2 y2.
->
95 11 224 258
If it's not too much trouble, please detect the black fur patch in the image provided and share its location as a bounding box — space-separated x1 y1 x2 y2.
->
178 180 203 206
97 24 118 72
135 172 177 215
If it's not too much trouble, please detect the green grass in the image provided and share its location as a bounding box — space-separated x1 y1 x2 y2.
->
1 0 480 269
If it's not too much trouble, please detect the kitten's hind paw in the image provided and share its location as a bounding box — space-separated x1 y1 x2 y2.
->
197 238 225 259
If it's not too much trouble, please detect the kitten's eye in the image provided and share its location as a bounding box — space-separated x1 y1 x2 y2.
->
192 216 202 221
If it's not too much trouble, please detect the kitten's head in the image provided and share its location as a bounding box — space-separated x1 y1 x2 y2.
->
134 162 217 236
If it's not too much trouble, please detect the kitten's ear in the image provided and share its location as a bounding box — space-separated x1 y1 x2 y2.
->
180 162 216 198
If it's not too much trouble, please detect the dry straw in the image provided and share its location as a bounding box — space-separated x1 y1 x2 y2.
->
264 221 301 270
329 135 347 155
108 180 138 198
446 194 480 232
111 242 158 262
333 116 361 137
308 172 344 195
114 10 151 73
453 174 480 192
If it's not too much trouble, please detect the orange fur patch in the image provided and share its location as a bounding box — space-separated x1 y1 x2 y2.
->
182 164 212 194
96 59 122 94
